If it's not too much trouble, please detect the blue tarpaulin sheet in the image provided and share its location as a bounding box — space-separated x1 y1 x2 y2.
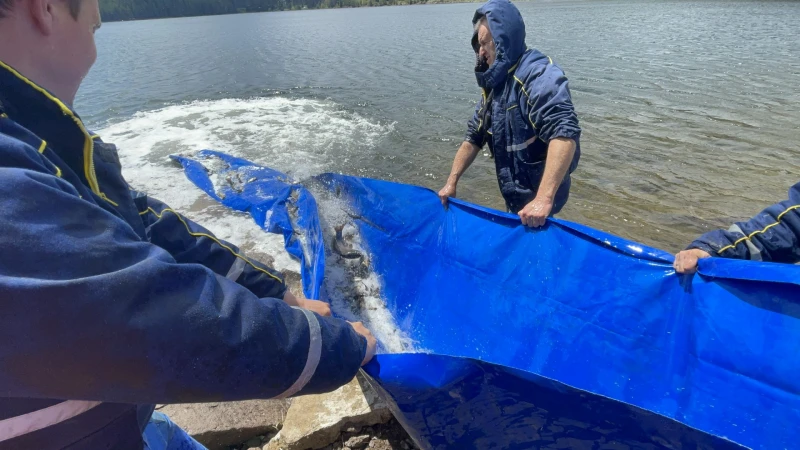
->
173 151 800 450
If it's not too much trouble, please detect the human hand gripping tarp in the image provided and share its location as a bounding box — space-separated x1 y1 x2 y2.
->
172 150 800 450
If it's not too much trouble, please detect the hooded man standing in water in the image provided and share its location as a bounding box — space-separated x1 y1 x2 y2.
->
0 0 375 448
439 0 581 227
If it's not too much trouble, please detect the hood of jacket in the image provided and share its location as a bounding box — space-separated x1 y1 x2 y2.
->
472 0 527 90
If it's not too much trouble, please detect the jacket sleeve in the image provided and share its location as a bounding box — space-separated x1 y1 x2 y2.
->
464 95 488 148
136 193 287 300
521 63 581 143
689 181 800 263
0 164 367 405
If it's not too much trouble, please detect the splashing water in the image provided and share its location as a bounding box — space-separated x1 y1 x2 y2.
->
99 98 412 353
309 184 420 354
188 152 418 354
95 96 390 273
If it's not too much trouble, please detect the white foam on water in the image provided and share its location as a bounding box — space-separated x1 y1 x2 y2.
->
96 96 389 273
189 204 300 275
97 96 391 210
96 97 414 353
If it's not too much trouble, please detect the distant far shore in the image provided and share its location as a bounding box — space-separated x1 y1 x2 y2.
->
101 0 485 23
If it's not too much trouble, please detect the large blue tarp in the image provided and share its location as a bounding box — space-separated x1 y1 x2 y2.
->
173 151 800 450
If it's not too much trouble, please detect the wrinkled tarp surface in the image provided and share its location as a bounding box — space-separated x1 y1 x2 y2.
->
173 151 800 450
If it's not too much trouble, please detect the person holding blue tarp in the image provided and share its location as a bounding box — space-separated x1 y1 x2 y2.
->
438 0 581 228
0 0 376 448
674 181 800 273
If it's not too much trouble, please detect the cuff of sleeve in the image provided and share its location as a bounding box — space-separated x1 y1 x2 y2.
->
357 334 368 364
274 283 288 300
465 135 485 148
542 127 581 143
687 241 718 256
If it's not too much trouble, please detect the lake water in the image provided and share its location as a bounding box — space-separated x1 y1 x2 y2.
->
79 0 800 252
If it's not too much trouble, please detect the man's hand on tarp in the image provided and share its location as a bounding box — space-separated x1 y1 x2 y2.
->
438 182 457 208
283 291 332 316
302 299 332 317
283 291 376 366
349 321 377 366
519 196 553 228
673 249 711 274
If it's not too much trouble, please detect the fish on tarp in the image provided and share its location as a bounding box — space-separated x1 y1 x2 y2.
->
333 224 363 259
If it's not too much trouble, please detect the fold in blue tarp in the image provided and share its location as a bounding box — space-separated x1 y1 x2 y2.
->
173 150 800 450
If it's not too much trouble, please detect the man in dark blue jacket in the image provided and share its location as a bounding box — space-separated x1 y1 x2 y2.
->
674 181 800 273
0 0 375 448
438 0 581 228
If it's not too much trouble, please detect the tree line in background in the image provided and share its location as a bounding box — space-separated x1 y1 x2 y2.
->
100 0 474 21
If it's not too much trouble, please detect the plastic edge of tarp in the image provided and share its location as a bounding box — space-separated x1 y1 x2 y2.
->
446 196 675 263
170 153 800 290
316 172 800 287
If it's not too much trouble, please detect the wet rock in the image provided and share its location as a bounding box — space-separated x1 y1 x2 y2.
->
312 418 419 450
245 437 264 448
158 399 290 450
344 434 371 449
265 373 391 450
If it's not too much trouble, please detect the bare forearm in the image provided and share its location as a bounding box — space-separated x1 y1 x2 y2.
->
537 138 575 200
283 291 302 307
446 141 481 184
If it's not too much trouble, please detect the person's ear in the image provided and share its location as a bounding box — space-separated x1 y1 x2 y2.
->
28 0 56 36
